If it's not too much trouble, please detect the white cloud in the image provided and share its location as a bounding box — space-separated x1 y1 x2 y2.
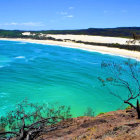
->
57 11 74 18
65 15 74 18
1 22 44 27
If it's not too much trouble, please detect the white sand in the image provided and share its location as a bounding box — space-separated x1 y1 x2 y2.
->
0 36 140 60
47 34 140 45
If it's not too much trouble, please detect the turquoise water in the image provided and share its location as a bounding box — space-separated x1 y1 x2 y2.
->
0 40 138 117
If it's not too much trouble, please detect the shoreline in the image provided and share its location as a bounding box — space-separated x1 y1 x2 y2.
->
0 37 140 60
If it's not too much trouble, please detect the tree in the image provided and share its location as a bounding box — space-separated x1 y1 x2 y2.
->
0 100 71 140
98 60 140 119
84 107 95 117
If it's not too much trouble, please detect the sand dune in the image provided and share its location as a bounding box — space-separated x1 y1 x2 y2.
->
47 34 140 45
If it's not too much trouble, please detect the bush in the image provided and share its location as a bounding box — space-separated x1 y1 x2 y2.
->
84 107 95 117
0 99 71 139
98 112 105 116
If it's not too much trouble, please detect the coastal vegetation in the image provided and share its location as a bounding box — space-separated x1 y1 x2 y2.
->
30 27 140 38
1 27 140 38
98 60 140 119
1 104 140 139
0 100 71 140
72 40 140 51
1 28 140 52
84 107 95 117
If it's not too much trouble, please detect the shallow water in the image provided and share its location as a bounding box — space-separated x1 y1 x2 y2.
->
0 40 138 117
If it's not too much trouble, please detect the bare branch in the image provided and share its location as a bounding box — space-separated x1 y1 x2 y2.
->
100 60 140 116
124 100 136 109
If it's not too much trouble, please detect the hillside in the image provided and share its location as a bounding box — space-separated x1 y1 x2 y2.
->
0 27 140 38
35 108 140 140
37 27 140 38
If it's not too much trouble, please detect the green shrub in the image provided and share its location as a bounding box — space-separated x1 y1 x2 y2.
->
84 107 95 117
125 106 132 110
98 112 105 115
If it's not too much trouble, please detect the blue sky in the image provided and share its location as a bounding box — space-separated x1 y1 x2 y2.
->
0 0 140 30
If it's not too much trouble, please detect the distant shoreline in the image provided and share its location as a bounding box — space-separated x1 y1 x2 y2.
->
0 37 140 61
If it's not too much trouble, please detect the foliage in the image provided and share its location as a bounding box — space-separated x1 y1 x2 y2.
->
0 100 71 139
74 40 140 52
1 28 140 52
98 60 140 118
98 112 105 116
1 27 140 38
125 106 132 110
84 107 95 117
36 27 140 38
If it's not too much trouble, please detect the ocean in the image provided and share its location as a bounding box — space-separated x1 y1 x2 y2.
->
0 40 138 117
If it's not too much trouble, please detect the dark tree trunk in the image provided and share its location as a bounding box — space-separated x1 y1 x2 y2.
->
17 130 26 140
136 99 140 119
17 119 26 140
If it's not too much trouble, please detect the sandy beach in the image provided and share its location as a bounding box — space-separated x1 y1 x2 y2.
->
47 34 133 45
0 36 140 60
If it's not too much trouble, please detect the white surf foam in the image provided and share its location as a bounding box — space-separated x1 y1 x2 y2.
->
15 56 26 59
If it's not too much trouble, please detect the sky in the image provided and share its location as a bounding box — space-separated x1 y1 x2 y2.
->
0 0 140 30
